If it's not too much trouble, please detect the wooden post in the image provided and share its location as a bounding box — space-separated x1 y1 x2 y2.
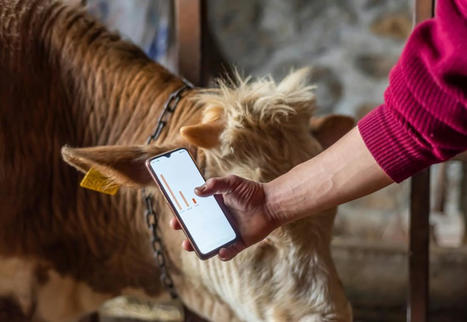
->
462 162 467 244
174 2 210 321
175 0 206 86
409 3 434 322
433 163 447 213
409 171 431 322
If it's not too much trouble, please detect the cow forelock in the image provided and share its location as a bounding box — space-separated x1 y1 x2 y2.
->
196 69 322 182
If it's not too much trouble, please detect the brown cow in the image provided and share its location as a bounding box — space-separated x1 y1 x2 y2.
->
0 0 353 321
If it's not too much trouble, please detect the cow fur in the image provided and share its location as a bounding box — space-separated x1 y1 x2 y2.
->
0 0 353 321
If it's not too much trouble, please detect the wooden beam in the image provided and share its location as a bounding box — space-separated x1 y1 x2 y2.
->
414 0 435 24
409 2 435 321
462 162 467 244
175 0 205 86
409 170 431 322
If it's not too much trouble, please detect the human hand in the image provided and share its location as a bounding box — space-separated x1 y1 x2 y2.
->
169 175 278 261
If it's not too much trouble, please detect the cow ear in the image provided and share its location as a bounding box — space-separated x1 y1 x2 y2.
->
180 106 225 149
61 144 178 187
180 120 225 149
310 115 355 149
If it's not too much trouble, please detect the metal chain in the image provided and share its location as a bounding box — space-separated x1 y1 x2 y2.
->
143 83 192 299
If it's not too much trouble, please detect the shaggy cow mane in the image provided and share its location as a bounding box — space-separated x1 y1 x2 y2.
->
195 68 321 181
197 68 315 127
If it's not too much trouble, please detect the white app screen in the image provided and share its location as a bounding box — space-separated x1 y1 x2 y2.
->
150 149 236 255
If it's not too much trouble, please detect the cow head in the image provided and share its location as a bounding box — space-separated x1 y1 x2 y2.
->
62 68 354 189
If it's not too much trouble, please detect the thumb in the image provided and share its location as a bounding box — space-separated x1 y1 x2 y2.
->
195 175 241 197
218 241 245 261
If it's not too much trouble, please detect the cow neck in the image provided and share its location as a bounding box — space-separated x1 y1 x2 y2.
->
69 66 197 147
38 4 200 148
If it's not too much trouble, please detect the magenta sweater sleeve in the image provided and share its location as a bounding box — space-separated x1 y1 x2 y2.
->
358 0 467 183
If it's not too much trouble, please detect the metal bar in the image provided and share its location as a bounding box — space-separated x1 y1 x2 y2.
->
409 2 435 321
175 0 204 86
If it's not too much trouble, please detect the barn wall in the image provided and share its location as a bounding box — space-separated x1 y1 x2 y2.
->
208 0 411 117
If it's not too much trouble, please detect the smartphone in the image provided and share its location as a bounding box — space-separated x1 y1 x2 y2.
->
145 148 239 260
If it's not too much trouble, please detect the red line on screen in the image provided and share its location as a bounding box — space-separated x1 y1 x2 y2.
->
160 174 182 210
179 191 190 207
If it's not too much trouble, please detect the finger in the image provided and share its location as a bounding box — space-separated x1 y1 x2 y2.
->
218 242 245 261
182 239 194 252
170 217 182 230
195 175 241 197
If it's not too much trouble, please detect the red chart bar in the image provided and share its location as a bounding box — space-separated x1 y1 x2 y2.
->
160 174 182 210
179 191 190 208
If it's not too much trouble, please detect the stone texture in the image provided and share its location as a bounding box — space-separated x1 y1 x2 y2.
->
309 66 343 112
355 102 382 119
208 0 409 115
354 53 398 79
370 11 412 40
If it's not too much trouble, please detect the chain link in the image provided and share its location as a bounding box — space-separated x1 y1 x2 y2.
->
143 84 192 299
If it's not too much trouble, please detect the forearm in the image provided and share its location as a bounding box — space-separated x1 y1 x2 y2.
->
264 127 393 225
357 1 467 183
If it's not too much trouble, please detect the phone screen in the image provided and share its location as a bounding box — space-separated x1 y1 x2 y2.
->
148 149 237 256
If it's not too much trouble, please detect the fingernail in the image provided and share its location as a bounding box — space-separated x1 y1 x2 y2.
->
219 248 227 260
195 185 205 194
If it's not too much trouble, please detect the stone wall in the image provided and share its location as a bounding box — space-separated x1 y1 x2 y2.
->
208 0 412 116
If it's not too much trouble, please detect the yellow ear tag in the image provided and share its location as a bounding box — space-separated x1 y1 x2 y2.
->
80 168 120 195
